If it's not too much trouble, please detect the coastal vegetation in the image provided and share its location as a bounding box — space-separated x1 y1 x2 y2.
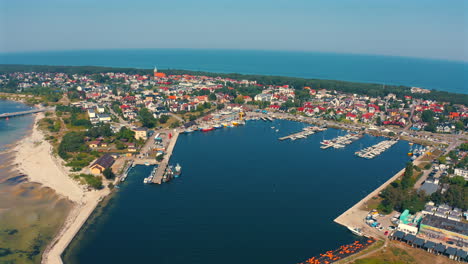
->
73 174 103 189
378 162 426 214
1 64 467 105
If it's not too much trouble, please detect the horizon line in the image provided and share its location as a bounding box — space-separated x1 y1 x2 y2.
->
1 47 467 64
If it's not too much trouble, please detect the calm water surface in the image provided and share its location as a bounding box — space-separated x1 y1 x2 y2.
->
64 120 414 264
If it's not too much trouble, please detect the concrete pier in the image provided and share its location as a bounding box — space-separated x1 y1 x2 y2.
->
153 130 180 184
0 107 54 119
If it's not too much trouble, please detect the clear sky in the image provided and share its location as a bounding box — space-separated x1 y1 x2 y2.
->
1 0 467 61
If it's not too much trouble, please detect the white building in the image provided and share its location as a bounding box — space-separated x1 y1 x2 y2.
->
454 168 468 180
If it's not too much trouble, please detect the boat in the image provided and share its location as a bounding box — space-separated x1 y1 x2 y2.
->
347 227 363 236
201 126 214 132
184 128 194 133
213 124 223 129
174 163 182 177
232 121 239 126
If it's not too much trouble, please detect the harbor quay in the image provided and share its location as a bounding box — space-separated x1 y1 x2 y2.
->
153 130 179 184
333 151 430 239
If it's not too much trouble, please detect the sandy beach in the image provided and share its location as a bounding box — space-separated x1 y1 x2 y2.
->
12 113 110 264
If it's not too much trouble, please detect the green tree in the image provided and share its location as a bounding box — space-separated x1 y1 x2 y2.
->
138 108 157 128
401 162 414 190
103 168 115 180
234 95 244 104
208 93 217 101
159 115 169 124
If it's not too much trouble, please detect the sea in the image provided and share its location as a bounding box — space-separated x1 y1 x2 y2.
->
63 120 414 264
1 49 467 94
0 100 34 149
0 100 72 264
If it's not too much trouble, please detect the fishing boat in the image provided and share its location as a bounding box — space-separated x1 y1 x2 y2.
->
200 126 214 132
213 124 223 129
184 128 194 133
347 227 363 236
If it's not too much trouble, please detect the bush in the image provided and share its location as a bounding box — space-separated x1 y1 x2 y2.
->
78 174 103 189
58 132 87 159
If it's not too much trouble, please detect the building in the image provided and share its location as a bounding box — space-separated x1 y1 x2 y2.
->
132 127 148 140
419 215 468 248
87 109 96 118
90 154 115 175
98 114 111 122
454 168 468 180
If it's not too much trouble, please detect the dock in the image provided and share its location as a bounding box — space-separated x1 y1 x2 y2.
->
0 107 54 119
152 131 180 184
320 133 362 149
355 140 398 159
119 160 133 182
279 126 327 141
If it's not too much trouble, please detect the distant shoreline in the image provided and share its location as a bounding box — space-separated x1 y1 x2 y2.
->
1 64 467 105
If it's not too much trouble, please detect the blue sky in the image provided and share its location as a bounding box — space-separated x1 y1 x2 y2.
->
1 0 467 61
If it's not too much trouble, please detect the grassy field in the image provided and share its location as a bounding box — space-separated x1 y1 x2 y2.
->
348 240 457 264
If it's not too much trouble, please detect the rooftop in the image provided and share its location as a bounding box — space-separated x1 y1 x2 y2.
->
421 215 468 236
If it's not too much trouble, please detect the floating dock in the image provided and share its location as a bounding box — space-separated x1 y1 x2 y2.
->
355 140 398 159
279 126 327 141
320 133 362 149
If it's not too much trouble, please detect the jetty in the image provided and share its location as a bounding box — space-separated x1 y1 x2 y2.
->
119 160 133 182
279 126 327 141
152 131 180 184
0 107 54 119
355 140 398 159
320 133 362 149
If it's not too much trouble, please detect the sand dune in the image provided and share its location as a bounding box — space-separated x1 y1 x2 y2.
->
13 113 110 264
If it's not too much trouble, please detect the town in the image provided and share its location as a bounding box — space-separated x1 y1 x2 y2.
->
0 66 467 263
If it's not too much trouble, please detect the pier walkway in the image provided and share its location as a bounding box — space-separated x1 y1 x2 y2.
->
279 126 326 141
152 130 180 184
0 107 54 119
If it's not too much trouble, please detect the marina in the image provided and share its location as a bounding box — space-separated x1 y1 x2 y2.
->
355 139 399 159
64 120 415 264
319 132 363 149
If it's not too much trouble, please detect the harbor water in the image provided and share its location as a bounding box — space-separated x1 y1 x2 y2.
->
64 119 414 264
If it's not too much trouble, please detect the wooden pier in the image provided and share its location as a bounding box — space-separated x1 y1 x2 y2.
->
0 107 54 119
279 126 327 141
152 131 180 184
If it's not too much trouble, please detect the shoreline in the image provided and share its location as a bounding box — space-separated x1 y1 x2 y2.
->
334 153 428 239
8 112 110 264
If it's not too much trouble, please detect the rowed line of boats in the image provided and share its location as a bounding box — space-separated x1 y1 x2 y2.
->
143 163 182 184
320 133 362 149
355 140 398 159
183 120 246 133
279 126 327 141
